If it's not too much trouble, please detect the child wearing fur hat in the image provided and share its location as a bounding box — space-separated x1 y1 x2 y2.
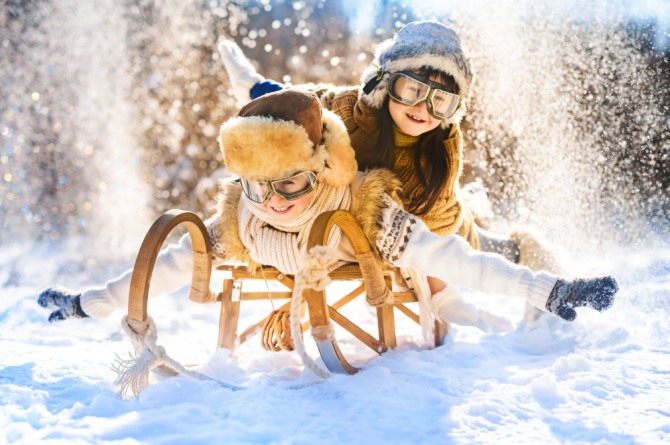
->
218 21 561 280
39 89 618 333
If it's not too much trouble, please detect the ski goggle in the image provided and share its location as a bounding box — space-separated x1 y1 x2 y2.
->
239 171 318 204
388 72 461 120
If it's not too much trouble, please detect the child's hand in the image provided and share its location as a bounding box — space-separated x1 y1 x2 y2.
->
547 276 618 321
37 287 89 322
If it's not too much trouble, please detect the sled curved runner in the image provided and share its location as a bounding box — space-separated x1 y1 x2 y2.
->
127 209 215 326
126 209 447 376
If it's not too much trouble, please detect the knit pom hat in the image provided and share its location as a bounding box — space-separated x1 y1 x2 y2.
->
219 89 358 186
360 21 473 124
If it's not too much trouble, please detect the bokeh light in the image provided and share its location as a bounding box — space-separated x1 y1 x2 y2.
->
1 0 668 255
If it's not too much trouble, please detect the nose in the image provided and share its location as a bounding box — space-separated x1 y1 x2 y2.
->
414 97 428 106
412 100 429 112
266 191 287 206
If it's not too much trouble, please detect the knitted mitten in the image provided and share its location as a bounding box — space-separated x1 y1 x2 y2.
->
37 287 89 323
546 277 618 321
217 39 265 104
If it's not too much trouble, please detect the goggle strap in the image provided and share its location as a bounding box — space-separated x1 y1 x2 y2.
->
362 69 384 94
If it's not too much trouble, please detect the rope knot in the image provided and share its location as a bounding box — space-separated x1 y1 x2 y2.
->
297 245 341 291
113 315 242 398
113 315 166 398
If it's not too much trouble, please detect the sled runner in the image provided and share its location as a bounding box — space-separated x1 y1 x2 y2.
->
124 209 447 378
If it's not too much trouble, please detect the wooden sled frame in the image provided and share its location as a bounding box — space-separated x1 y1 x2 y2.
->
126 209 447 375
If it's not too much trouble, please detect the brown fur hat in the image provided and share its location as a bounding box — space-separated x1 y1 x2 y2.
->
219 89 358 186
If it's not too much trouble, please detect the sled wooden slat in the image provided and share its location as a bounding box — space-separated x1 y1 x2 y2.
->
327 306 386 352
330 283 366 310
218 279 239 350
395 303 421 324
231 291 294 301
377 305 397 348
223 263 369 281
393 292 422 303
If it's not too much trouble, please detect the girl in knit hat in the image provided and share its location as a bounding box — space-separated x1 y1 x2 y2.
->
39 89 617 334
218 21 564 294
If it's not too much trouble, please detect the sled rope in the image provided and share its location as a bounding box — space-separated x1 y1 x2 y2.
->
113 315 242 397
288 246 343 379
261 309 295 351
259 263 296 352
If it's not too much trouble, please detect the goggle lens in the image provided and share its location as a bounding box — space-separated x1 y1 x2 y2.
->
388 72 461 120
429 89 461 119
240 171 317 203
391 74 431 104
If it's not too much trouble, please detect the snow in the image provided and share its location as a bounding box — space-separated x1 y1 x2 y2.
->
1 238 669 444
2 0 669 442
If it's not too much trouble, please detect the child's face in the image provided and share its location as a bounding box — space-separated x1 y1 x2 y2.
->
262 188 315 224
388 97 442 136
387 71 452 136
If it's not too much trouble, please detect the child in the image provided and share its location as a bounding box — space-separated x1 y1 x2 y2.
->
218 21 555 272
38 89 617 331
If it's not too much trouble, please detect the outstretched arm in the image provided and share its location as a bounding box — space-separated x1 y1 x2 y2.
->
375 196 618 321
218 39 283 104
38 234 196 320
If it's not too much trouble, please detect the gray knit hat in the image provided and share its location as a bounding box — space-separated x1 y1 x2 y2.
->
360 21 473 124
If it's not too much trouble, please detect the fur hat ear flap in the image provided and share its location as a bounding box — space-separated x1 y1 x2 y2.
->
316 109 358 187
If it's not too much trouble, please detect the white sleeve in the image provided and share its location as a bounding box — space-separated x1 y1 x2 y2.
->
79 234 195 318
375 196 557 310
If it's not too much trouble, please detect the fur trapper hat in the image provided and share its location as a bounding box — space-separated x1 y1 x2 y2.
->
219 89 358 186
360 21 473 124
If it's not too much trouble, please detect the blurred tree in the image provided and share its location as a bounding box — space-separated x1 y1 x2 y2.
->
1 0 668 246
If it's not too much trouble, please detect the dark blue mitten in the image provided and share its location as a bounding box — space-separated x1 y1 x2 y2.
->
38 287 89 323
546 277 618 321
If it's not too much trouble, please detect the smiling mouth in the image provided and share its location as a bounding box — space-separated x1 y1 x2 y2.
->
270 204 293 214
406 112 426 123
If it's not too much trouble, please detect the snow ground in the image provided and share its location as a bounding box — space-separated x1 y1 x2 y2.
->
1 237 668 445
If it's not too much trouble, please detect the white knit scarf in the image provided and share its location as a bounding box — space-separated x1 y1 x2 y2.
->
239 182 352 274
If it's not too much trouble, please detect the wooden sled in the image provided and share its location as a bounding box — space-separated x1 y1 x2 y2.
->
126 209 447 375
